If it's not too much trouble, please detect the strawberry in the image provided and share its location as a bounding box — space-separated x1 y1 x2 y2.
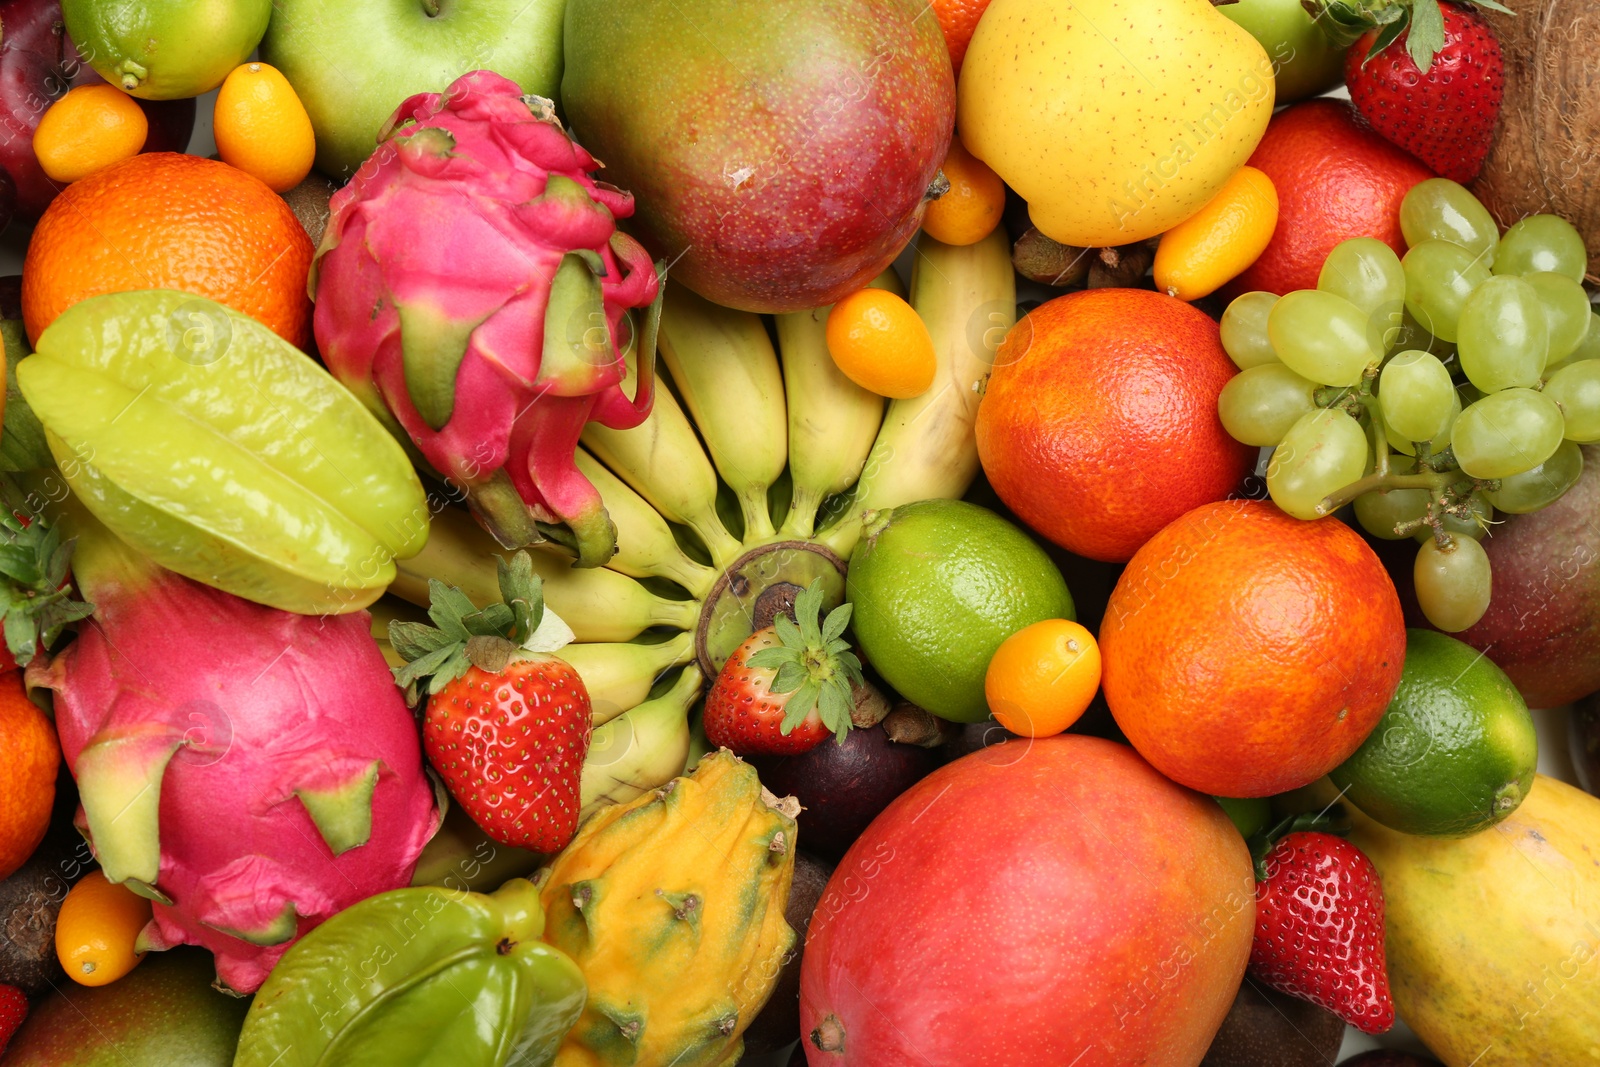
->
1250 828 1395 1034
704 580 864 756
0 983 27 1057
1313 0 1508 183
390 552 592 854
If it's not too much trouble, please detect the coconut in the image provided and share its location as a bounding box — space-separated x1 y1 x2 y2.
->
1471 0 1600 282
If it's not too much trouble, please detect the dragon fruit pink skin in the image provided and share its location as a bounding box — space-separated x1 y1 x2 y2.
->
33 525 442 994
311 69 662 568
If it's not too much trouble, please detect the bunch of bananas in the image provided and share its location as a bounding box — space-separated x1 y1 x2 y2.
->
385 231 1014 836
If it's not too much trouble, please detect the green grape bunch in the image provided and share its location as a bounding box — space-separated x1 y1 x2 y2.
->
1216 177 1598 636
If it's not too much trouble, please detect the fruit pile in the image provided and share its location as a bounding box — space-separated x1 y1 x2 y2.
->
0 0 1596 1066
1220 178 1596 632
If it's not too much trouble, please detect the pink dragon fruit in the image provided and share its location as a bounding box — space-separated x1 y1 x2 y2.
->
33 523 442 994
311 69 662 568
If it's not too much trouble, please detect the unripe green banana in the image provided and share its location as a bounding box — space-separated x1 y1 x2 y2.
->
658 281 788 541
818 230 1015 557
573 449 717 597
580 665 702 819
389 505 698 642
582 349 743 567
777 269 901 537
557 632 696 727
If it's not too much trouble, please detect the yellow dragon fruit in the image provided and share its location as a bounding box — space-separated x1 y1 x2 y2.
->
311 69 662 567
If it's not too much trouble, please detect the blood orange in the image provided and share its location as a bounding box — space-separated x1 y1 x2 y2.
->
1100 499 1406 798
1225 99 1434 297
975 288 1254 563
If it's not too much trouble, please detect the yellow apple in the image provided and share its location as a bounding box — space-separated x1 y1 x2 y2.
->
959 0 1275 247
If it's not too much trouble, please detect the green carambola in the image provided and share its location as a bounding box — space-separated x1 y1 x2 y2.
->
18 290 428 615
233 879 585 1067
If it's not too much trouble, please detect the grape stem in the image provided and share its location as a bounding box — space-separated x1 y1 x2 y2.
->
1315 468 1460 516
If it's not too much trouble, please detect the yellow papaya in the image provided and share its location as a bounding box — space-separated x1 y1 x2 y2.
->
1348 773 1600 1066
539 749 797 1067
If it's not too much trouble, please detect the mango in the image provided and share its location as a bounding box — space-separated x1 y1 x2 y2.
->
958 0 1274 247
1349 774 1600 1066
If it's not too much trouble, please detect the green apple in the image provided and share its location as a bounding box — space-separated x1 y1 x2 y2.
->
1218 0 1348 104
261 0 564 180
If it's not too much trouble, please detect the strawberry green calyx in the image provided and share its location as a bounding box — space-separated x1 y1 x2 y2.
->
746 579 865 743
0 477 92 668
389 550 570 704
1306 0 1512 69
1248 806 1351 881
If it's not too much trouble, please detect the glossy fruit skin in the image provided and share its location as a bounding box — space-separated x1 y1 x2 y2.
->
706 629 829 756
977 288 1255 563
1154 165 1279 301
0 983 25 1058
1101 499 1406 797
920 134 1005 246
1250 832 1394 1034
212 62 314 193
262 0 564 181
21 153 312 348
0 670 58 881
426 657 592 854
31 84 147 184
1347 775 1600 1063
563 0 953 313
2 947 249 1066
1454 443 1600 707
0 3 196 226
961 0 1273 248
824 288 937 399
985 618 1101 737
62 0 270 99
846 499 1076 723
1330 629 1535 838
54 871 150 987
1225 100 1435 298
1346 5 1504 184
1216 0 1348 103
799 735 1255 1067
751 727 940 860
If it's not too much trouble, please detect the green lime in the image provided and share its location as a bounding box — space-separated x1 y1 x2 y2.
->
1330 629 1537 838
63 0 272 100
845 499 1074 723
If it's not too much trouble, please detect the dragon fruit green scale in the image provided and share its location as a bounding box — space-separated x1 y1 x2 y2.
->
311 69 662 568
36 520 443 995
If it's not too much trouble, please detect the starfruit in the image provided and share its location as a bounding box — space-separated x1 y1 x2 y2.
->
234 878 586 1067
17 289 428 614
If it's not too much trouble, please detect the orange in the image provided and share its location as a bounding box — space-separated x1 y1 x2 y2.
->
1099 499 1406 798
931 0 995 73
985 619 1101 737
1224 100 1434 298
825 287 936 399
1154 165 1279 302
21 152 313 348
922 134 1005 247
213 62 316 193
975 288 1255 564
32 84 148 184
0 670 57 880
55 869 153 986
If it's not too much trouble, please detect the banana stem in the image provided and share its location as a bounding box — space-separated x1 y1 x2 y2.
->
737 485 776 542
780 487 823 539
